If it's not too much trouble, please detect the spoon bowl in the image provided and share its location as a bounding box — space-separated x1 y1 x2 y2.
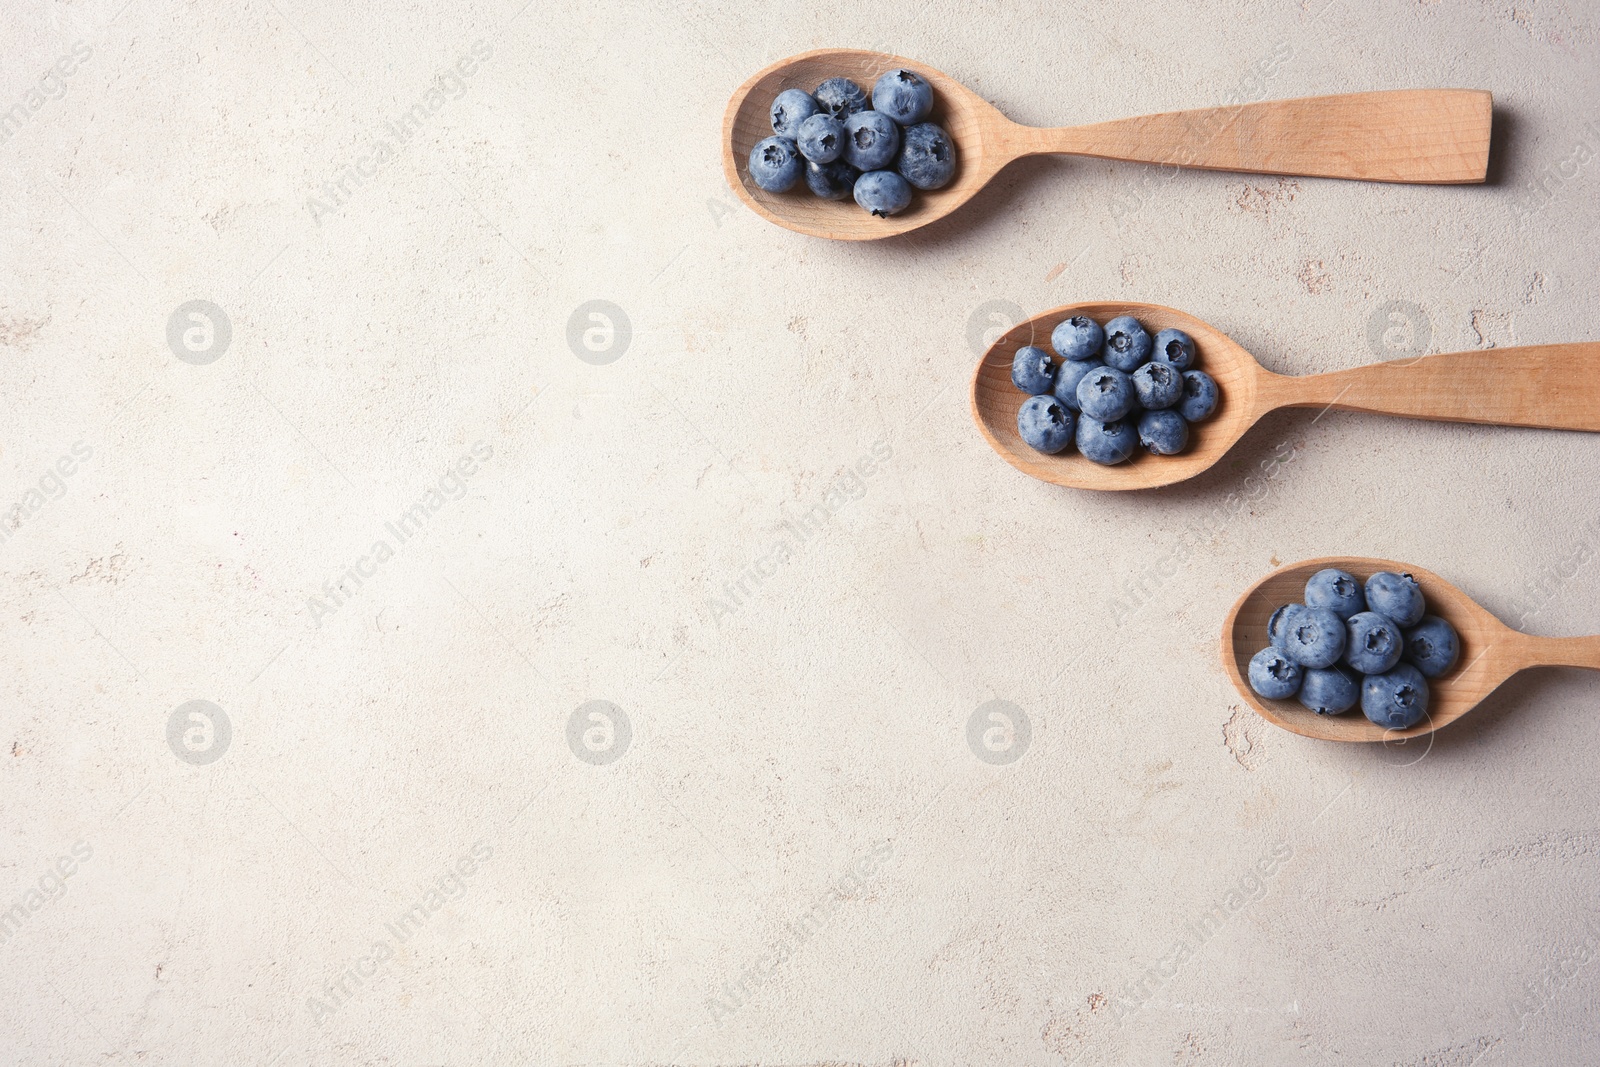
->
724 50 1492 241
970 301 1600 491
1222 557 1600 742
723 49 1000 240
972 302 1260 490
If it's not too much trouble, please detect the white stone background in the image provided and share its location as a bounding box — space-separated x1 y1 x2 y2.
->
2 0 1598 1063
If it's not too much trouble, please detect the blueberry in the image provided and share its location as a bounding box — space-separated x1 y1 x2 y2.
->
1101 315 1153 372
1365 571 1425 627
1177 370 1219 422
1299 665 1361 715
872 68 933 125
1017 394 1075 454
897 122 957 190
771 89 820 138
1075 366 1135 421
1052 359 1102 411
1051 316 1105 361
1075 416 1138 465
1010 345 1057 395
1248 646 1303 700
804 159 860 200
1281 605 1347 669
1344 611 1403 674
796 114 845 163
1152 328 1196 371
843 110 900 171
1137 409 1188 455
853 170 912 217
1131 361 1183 409
814 77 868 120
748 136 803 192
1269 603 1307 652
1361 663 1430 730
1404 615 1460 678
1305 568 1366 620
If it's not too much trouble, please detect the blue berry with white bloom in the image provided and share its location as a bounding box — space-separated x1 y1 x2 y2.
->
1177 370 1219 422
796 114 844 163
1305 568 1366 620
1137 409 1189 455
1366 571 1425 627
1076 366 1135 422
843 110 900 171
1404 616 1460 678
1051 316 1105 361
1017 395 1074 454
1249 647 1303 700
1152 328 1196 370
1362 663 1430 730
1280 605 1347 669
1299 665 1360 715
1010 345 1057 395
872 68 933 125
1101 315 1153 372
749 137 803 192
1131 360 1183 409
1344 612 1403 675
1076 416 1137 465
853 171 912 217
771 89 820 137
814 77 868 119
896 122 956 189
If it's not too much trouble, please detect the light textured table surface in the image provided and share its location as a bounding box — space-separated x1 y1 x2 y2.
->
3 0 1599 1064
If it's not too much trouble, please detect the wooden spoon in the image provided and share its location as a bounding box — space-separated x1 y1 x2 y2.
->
723 49 1492 241
1222 557 1600 742
971 301 1600 491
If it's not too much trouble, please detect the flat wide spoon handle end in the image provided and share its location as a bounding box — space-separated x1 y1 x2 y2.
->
1027 89 1491 184
1272 343 1600 432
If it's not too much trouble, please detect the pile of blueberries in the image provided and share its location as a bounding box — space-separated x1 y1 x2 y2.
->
748 70 957 218
1009 314 1220 464
1248 569 1460 729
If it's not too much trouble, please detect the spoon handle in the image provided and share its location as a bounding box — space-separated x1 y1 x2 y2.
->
1272 343 1600 432
1523 634 1600 672
1022 89 1490 184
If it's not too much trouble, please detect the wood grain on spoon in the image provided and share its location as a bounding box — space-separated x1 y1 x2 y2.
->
1003 90 1491 183
969 302 1600 492
1222 558 1600 742
723 49 1492 241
